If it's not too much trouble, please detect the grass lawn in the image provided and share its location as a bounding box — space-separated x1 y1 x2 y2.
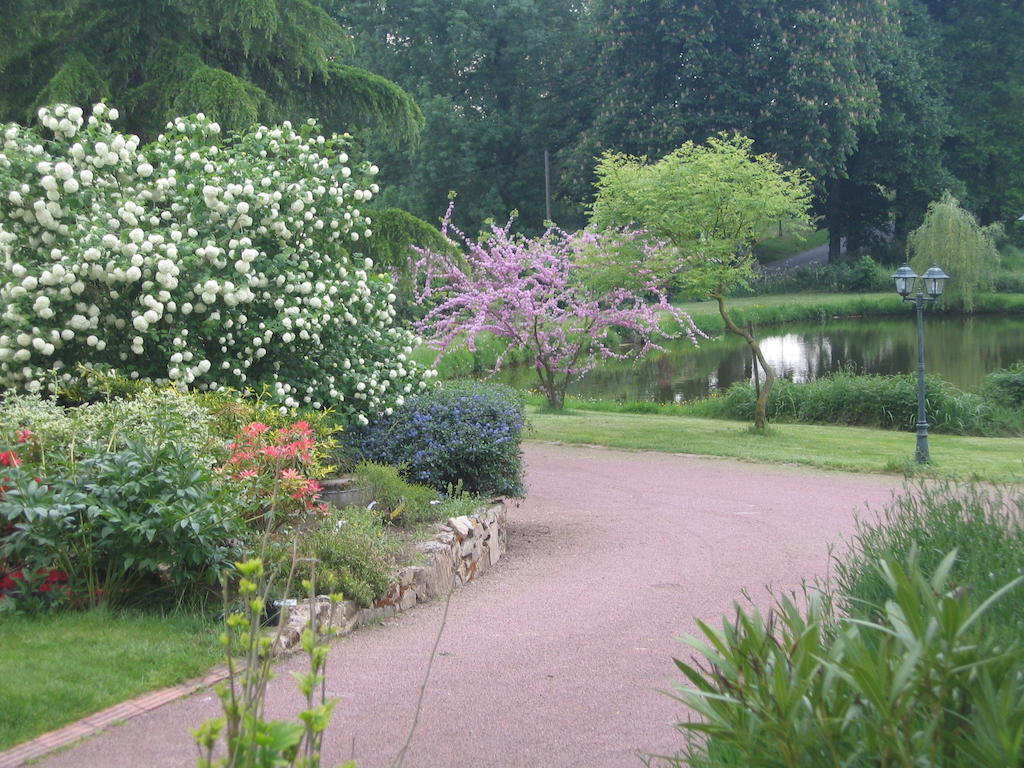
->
676 291 900 323
526 407 1024 483
0 608 222 751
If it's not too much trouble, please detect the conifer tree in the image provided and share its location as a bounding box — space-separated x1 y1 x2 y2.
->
0 0 422 144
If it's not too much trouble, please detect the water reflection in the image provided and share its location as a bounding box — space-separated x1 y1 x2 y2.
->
491 315 1024 403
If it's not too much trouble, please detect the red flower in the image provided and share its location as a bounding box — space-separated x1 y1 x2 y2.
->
0 451 20 468
260 445 286 459
16 428 32 443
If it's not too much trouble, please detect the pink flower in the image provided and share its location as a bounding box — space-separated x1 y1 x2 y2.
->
243 422 271 436
16 429 32 444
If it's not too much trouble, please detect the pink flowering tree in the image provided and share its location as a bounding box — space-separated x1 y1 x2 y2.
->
414 208 704 410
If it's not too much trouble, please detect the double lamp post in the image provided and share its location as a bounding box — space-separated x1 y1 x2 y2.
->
892 264 950 464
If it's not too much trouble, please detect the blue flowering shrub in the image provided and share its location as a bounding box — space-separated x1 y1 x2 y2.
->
350 381 526 497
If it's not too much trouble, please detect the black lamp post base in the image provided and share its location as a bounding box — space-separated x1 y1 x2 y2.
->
915 422 931 464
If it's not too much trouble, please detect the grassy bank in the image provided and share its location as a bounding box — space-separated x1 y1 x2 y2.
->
675 291 1024 335
0 609 222 750
526 407 1024 482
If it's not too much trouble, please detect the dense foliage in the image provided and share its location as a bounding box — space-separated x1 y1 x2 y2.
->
908 191 1001 313
0 389 338 611
0 0 422 145
836 480 1024 647
349 380 527 497
982 361 1024 410
337 0 585 232
692 370 1023 436
667 481 1024 767
748 254 893 295
0 438 246 608
336 0 1024 256
0 104 429 421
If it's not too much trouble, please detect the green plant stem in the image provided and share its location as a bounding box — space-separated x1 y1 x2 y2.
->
392 580 455 768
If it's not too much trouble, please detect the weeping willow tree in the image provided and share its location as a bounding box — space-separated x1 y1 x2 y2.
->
909 191 1001 313
0 0 422 145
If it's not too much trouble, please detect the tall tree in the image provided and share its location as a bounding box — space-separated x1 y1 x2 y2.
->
335 0 587 233
573 0 895 261
840 0 955 258
920 0 1024 233
0 0 422 144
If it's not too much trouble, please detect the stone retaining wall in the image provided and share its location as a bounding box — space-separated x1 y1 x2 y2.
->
273 502 506 654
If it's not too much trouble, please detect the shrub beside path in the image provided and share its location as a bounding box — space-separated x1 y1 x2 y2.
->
34 442 899 768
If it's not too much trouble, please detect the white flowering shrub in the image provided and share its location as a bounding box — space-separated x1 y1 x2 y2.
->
0 104 432 421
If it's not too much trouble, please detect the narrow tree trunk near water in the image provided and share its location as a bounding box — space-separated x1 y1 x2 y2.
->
535 360 565 410
715 295 775 429
827 177 843 264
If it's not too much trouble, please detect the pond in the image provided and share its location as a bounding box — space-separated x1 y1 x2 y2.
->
491 314 1024 403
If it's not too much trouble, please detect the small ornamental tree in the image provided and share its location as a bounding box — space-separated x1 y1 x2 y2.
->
414 208 703 410
0 104 430 423
909 191 999 314
590 134 814 429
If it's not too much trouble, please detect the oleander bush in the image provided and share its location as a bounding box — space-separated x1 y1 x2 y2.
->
349 380 527 497
834 480 1024 646
663 481 1024 767
0 103 429 422
665 550 1024 768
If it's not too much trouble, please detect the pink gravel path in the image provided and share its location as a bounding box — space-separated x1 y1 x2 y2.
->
34 442 900 768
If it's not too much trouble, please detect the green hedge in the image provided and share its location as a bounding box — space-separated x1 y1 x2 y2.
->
684 369 1023 436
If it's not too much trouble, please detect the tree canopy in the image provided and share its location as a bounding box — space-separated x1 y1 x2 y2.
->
909 191 1001 313
335 0 585 232
590 134 813 297
0 0 423 144
589 134 814 428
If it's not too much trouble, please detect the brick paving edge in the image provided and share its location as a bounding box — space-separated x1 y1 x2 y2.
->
0 665 230 768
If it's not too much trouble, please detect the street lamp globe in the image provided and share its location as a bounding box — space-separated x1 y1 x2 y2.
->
922 266 950 298
892 265 917 298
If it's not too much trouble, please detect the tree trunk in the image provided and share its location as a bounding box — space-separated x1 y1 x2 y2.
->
715 295 775 429
535 361 565 410
827 177 843 264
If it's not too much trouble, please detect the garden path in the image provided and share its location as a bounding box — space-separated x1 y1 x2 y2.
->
36 442 900 768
